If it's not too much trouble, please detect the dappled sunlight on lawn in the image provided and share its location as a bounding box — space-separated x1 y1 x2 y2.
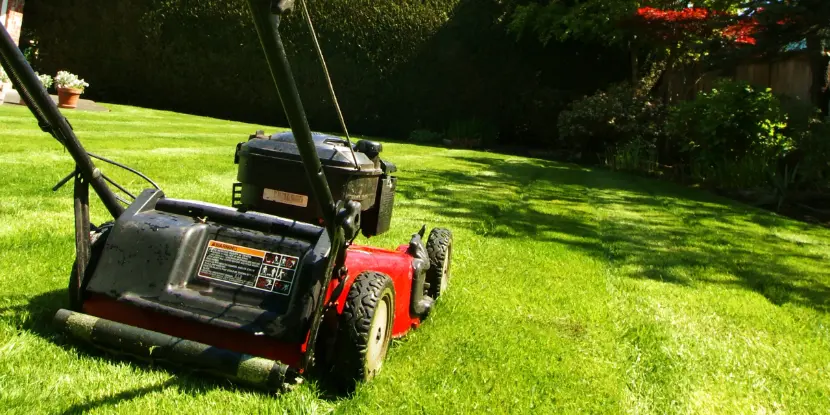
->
1 104 828 414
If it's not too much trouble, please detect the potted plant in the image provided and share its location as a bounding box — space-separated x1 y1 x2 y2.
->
38 73 54 90
54 71 89 109
0 67 9 105
18 73 53 107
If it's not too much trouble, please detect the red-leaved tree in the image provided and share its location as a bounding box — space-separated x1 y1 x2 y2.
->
509 1 753 94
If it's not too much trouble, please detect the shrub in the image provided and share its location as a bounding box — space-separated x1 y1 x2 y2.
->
611 138 659 173
24 0 627 141
779 96 830 188
446 118 499 148
408 129 444 144
790 118 830 187
666 80 791 189
35 73 53 89
558 83 666 163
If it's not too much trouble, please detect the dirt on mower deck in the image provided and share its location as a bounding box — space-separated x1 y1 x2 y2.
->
2 89 109 112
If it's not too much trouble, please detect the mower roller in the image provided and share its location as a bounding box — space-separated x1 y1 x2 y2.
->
0 0 453 390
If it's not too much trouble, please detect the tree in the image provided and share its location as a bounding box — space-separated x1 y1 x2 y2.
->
507 0 749 93
743 0 830 113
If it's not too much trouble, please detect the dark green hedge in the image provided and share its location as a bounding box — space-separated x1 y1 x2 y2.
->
23 0 625 143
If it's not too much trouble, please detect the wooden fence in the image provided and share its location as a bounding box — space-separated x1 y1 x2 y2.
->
661 50 814 103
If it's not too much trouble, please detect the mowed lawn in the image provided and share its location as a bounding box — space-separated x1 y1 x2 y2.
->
1 103 829 414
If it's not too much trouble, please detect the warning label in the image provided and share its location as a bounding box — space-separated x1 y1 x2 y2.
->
197 240 299 296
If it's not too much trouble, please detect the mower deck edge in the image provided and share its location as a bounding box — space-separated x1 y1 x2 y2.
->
53 309 293 391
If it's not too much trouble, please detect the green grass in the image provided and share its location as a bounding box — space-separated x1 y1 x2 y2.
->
1 103 829 414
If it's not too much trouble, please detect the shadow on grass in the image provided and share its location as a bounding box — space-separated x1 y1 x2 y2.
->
0 289 312 411
396 154 830 312
59 378 179 415
3 288 362 406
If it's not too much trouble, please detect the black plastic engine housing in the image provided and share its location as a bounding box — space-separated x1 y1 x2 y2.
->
84 190 333 343
233 131 396 237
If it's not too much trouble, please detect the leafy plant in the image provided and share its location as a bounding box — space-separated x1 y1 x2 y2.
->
770 163 801 211
780 97 830 188
558 83 666 163
611 138 659 173
0 66 9 84
409 129 444 144
35 73 53 89
21 36 39 64
54 71 89 92
445 118 499 148
666 80 791 188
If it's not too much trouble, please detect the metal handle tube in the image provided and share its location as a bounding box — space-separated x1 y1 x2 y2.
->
0 25 124 219
245 0 337 234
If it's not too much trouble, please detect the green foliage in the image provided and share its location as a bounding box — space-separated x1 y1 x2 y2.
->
770 162 801 211
35 73 53 90
558 83 666 162
507 0 745 45
445 118 499 148
745 0 830 46
566 80 826 195
24 0 622 142
666 80 791 188
408 129 445 144
611 137 659 172
508 0 639 45
779 96 830 185
23 0 455 135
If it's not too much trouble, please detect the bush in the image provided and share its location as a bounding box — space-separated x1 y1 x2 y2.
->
557 83 666 163
24 0 627 141
445 118 499 148
666 80 791 189
612 138 659 173
790 118 830 188
409 129 444 144
779 96 830 188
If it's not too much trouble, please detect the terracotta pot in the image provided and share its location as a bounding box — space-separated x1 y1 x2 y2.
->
57 87 83 109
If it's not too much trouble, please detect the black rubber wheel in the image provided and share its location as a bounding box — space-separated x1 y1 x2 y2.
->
331 271 395 390
68 223 113 311
425 228 453 299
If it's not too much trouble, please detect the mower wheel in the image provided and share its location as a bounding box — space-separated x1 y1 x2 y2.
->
68 223 114 311
425 228 453 298
333 271 395 389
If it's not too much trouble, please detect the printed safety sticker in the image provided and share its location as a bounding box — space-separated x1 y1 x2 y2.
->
197 240 299 296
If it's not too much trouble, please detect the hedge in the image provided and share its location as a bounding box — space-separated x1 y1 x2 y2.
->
23 0 626 143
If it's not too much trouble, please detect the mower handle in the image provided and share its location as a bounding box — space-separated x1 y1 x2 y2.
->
0 25 124 219
246 0 338 233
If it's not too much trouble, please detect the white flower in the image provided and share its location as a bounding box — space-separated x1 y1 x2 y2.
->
54 71 90 91
35 72 53 89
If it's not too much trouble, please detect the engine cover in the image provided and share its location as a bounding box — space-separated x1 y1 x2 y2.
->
84 190 332 344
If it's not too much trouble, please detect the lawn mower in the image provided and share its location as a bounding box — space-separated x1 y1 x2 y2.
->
0 0 453 391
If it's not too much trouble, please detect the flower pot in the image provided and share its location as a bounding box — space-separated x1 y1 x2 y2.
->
57 87 83 109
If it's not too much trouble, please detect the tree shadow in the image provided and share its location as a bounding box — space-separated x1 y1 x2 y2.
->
394 153 830 312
